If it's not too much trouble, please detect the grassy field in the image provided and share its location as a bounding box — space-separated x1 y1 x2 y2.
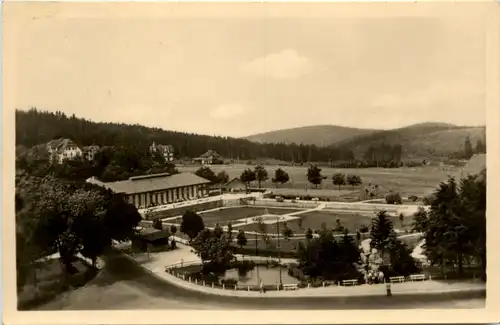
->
178 164 460 197
233 210 414 234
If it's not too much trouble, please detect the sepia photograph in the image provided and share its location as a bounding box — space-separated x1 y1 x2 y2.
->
2 1 499 323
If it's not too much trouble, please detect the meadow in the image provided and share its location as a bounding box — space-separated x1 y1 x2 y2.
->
232 210 414 235
178 164 460 198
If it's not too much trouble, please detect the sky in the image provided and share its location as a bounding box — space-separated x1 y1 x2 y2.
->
5 3 489 138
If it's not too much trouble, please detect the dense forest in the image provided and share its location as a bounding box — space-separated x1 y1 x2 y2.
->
16 109 355 163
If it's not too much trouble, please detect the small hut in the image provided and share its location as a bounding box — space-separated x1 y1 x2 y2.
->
131 227 170 253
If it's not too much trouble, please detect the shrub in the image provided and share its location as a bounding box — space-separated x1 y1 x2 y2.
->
386 192 403 205
221 278 238 287
408 195 419 202
359 224 370 233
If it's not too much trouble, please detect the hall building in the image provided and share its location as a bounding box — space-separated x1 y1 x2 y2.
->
87 172 211 209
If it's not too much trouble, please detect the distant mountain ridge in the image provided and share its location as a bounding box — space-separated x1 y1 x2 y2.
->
245 122 486 159
244 125 379 146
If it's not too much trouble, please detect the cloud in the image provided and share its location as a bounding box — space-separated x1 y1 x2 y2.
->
210 104 247 120
240 49 312 79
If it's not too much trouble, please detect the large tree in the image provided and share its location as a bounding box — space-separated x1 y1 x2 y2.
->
217 171 229 185
346 175 362 188
191 228 234 273
464 136 474 159
307 165 324 188
16 175 141 278
412 207 429 233
332 173 346 191
236 229 248 249
240 168 256 189
254 165 269 188
272 168 290 187
195 166 218 183
424 171 486 278
370 211 397 264
180 210 205 240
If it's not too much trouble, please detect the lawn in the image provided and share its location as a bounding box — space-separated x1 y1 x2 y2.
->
178 164 459 198
234 210 415 236
17 257 96 310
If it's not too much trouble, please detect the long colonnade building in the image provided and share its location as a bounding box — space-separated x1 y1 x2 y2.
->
87 172 211 209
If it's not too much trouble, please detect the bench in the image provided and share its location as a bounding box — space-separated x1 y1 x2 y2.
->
282 284 298 290
342 279 358 286
389 276 405 283
409 274 426 281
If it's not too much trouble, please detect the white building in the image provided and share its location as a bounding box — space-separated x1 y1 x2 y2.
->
150 142 175 162
82 145 100 161
46 138 83 164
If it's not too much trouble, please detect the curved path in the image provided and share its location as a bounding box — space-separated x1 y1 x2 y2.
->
38 249 485 310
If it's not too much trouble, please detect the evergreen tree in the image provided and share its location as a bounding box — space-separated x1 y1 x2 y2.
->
412 207 428 233
464 136 474 159
424 172 486 278
339 229 360 265
370 211 397 263
236 229 248 249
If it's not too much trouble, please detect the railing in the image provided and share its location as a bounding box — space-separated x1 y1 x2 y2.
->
409 274 427 281
389 276 405 283
342 279 358 286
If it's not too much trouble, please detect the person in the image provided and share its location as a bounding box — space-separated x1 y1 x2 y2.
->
378 270 385 283
260 280 264 293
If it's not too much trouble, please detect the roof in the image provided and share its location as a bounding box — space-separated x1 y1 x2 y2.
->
46 138 79 153
135 228 170 242
199 150 220 158
225 177 245 186
98 172 211 195
150 142 174 152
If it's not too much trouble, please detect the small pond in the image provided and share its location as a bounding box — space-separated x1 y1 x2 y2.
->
223 265 298 285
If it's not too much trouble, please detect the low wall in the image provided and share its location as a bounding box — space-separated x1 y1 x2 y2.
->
249 200 318 209
144 200 225 220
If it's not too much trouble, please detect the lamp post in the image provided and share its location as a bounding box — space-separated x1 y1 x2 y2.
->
255 232 260 284
277 216 283 287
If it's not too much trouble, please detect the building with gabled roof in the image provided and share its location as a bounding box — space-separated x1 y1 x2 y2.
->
193 150 222 165
82 145 100 161
87 172 211 209
46 138 82 164
150 142 175 162
224 177 246 193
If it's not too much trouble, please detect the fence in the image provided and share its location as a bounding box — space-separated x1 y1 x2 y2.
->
165 259 298 292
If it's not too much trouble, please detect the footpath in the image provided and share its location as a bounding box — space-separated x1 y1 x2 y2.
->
124 242 485 299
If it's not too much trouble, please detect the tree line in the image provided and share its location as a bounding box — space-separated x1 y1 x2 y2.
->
16 108 355 163
16 143 178 183
15 145 145 289
413 169 486 278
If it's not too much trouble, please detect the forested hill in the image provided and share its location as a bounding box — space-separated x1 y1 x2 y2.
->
245 125 378 146
15 109 355 162
332 123 486 159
